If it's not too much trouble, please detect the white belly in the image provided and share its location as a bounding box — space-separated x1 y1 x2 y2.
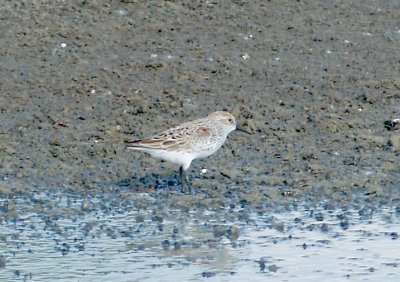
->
148 150 194 166
129 139 225 171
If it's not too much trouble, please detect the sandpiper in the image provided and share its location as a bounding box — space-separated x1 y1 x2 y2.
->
125 111 249 193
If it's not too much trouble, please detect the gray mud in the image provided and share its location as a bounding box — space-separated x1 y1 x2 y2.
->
1 0 400 281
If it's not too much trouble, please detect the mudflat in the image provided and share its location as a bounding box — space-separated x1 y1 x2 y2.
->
1 1 400 214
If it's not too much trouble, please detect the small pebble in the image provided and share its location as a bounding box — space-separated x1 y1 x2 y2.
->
81 200 90 211
258 258 266 272
161 240 170 250
0 254 6 268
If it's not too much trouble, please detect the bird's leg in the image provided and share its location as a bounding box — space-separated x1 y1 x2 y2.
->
179 166 192 194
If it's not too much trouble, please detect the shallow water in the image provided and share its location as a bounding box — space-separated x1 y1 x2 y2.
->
2 0 400 281
0 193 399 282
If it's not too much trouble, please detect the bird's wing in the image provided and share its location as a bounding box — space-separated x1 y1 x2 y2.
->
125 119 214 151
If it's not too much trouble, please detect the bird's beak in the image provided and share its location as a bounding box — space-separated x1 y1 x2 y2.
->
236 126 251 134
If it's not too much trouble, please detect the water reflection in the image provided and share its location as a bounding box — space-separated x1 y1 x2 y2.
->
0 194 399 281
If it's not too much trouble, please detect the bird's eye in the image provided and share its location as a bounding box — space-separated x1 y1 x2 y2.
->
229 118 233 123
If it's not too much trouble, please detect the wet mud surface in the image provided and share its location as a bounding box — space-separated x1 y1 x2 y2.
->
1 0 400 281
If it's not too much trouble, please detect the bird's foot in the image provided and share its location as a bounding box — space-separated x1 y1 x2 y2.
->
180 179 193 195
179 166 193 194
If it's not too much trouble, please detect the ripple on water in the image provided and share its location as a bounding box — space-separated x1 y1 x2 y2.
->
0 193 399 281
